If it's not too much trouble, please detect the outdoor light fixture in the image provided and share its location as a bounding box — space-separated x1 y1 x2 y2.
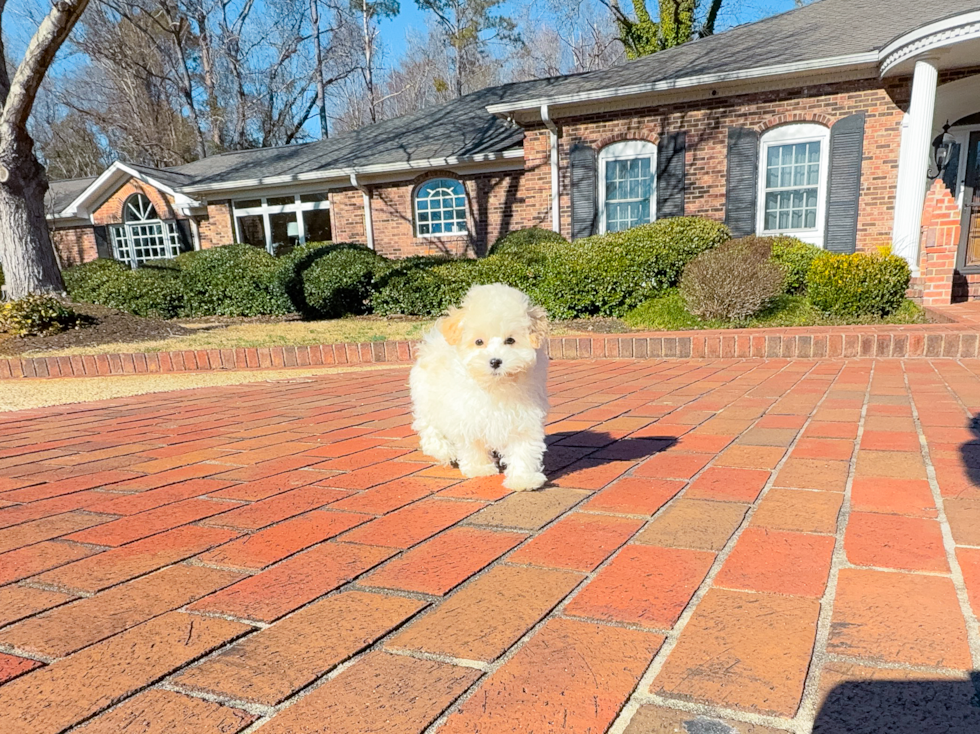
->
929 120 955 179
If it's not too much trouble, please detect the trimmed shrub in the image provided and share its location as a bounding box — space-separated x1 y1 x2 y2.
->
371 257 476 316
98 268 184 318
807 251 911 317
178 244 292 317
488 227 567 261
63 259 184 318
680 236 786 321
770 236 825 293
535 217 731 319
295 244 386 318
62 259 130 303
0 294 83 336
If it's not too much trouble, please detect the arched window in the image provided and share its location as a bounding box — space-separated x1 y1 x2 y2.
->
415 178 468 236
124 194 159 223
757 123 830 246
111 193 183 267
598 140 657 233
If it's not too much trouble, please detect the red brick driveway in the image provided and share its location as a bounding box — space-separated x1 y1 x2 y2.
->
1 359 979 733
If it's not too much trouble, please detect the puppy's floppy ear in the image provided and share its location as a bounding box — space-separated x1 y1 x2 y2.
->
527 305 549 348
438 306 465 346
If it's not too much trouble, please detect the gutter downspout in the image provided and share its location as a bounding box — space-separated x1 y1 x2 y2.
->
541 104 560 235
350 172 375 250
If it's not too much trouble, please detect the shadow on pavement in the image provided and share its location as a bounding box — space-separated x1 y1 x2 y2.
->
813 673 980 733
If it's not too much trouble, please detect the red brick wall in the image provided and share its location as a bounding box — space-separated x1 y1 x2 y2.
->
918 180 961 306
196 201 234 249
545 78 908 252
51 226 97 266
329 170 547 258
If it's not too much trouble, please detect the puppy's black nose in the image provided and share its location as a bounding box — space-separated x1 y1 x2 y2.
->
490 358 503 370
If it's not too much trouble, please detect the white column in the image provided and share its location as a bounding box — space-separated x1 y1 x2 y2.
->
892 55 940 272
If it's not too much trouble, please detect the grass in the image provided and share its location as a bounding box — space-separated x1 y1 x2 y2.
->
27 317 436 357
15 290 929 358
623 290 928 331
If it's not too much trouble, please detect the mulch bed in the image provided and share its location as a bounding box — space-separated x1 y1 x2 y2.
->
0 302 193 356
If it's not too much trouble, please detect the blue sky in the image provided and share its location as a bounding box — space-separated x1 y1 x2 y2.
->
7 0 805 73
376 0 804 63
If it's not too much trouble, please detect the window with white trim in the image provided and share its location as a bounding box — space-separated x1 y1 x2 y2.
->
110 194 184 268
414 178 468 236
232 193 333 254
598 140 657 233
757 124 830 246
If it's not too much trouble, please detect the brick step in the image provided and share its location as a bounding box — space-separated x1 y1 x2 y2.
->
4 324 980 379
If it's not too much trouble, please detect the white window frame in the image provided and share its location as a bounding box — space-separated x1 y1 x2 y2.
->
413 178 469 238
756 123 831 247
232 193 332 253
598 140 658 234
111 193 182 268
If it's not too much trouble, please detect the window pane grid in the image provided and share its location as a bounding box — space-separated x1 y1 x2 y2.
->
764 141 821 232
416 179 467 236
604 157 653 232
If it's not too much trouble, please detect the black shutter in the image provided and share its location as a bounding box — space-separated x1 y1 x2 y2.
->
824 113 866 254
570 143 597 240
725 127 760 237
942 141 961 198
175 220 194 253
657 131 686 219
93 226 112 259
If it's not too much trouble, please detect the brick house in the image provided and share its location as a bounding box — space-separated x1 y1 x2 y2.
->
45 0 980 301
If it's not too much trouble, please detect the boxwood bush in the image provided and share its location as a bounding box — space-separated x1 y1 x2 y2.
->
178 244 292 317
535 217 731 319
807 251 911 317
291 243 386 318
680 236 786 321
770 236 825 294
488 227 567 261
62 259 130 303
371 257 475 316
62 259 184 318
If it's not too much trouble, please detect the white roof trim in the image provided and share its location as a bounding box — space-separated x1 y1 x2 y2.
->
60 161 201 217
880 10 980 75
179 149 525 194
484 53 880 116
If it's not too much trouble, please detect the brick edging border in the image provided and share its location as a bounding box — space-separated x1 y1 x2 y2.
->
2 327 980 379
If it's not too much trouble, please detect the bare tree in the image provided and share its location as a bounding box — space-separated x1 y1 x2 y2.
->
0 0 91 298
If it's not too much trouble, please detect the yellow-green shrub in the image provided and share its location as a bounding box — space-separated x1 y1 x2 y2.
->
806 251 911 317
0 294 84 336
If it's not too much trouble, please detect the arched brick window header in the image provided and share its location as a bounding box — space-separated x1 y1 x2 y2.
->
755 113 835 134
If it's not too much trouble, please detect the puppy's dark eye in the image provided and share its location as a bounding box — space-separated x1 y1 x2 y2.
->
504 337 515 345
475 339 484 346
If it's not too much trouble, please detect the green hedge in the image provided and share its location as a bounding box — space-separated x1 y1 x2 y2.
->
807 252 911 317
535 217 731 319
770 236 825 294
60 219 733 321
178 244 292 317
292 243 386 318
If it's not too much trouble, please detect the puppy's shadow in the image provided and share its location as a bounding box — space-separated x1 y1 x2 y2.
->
545 431 678 480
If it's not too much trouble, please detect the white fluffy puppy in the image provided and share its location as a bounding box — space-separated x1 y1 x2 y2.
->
410 283 549 491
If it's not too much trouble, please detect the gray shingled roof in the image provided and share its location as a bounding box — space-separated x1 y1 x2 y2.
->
46 176 97 215
46 0 977 201
167 82 556 187
488 0 980 109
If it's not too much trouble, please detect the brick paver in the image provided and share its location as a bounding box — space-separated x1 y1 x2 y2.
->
2 358 979 732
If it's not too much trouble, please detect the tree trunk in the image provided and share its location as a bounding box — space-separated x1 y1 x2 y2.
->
310 0 328 137
0 129 63 299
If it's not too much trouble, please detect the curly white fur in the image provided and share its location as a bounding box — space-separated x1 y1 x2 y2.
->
410 283 549 491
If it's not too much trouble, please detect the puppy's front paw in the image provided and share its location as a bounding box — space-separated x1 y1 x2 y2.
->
503 471 547 491
459 461 498 478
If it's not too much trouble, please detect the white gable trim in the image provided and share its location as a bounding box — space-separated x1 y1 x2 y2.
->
60 161 202 219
